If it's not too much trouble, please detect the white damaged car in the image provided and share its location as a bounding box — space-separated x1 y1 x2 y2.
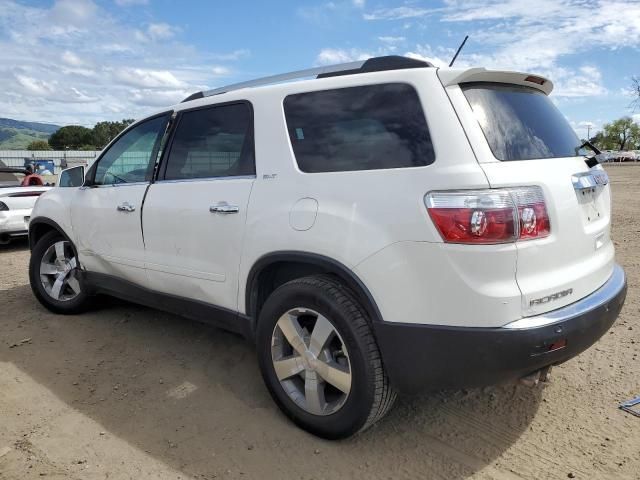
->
0 168 50 244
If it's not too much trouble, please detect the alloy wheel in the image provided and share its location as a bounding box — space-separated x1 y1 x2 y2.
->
39 240 81 301
271 308 352 416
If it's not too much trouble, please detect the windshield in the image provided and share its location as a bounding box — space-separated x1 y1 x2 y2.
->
462 83 584 161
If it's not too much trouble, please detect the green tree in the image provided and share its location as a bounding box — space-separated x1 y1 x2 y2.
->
601 117 640 151
91 119 135 149
48 125 95 150
26 140 52 151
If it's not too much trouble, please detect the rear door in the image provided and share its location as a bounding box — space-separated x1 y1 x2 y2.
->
71 114 170 285
446 78 614 317
142 101 255 310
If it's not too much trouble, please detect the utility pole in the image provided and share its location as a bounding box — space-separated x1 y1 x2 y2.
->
587 124 591 140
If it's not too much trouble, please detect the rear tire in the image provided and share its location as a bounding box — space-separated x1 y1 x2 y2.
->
29 231 90 314
256 275 396 439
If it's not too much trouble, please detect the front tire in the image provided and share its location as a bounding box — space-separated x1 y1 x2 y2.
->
256 275 396 439
29 230 90 314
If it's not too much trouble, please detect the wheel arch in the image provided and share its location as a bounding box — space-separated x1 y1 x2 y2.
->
245 251 384 330
29 217 74 251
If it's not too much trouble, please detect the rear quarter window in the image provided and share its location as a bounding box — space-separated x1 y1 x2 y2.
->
283 83 434 173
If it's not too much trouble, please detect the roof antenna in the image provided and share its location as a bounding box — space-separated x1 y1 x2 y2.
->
448 35 469 67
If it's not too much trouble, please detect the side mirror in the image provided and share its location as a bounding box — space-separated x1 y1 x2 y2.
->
58 166 85 188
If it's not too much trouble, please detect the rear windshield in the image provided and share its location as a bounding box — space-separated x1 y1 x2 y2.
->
462 83 583 161
283 83 435 173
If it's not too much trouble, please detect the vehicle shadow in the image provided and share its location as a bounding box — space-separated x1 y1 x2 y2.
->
0 237 29 252
0 283 543 479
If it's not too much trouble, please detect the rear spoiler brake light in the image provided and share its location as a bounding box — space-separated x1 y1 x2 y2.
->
438 68 553 95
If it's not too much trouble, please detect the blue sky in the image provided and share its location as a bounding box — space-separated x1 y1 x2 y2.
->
1 0 639 138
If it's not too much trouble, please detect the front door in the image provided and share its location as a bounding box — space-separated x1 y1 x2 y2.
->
142 102 255 311
71 114 170 285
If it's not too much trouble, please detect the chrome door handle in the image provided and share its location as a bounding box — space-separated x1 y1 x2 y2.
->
209 202 239 214
116 202 136 212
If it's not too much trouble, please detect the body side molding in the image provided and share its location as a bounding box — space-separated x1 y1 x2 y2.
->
83 272 253 339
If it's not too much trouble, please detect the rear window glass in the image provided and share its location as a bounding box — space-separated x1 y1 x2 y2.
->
462 83 583 161
283 83 434 173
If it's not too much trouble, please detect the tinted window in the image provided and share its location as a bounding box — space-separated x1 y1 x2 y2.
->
284 83 434 173
462 83 583 161
164 103 254 180
94 115 168 185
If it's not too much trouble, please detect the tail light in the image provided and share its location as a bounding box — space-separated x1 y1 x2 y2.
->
425 187 550 244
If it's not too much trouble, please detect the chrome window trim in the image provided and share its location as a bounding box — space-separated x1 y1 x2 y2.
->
79 181 150 190
503 264 626 330
154 175 256 184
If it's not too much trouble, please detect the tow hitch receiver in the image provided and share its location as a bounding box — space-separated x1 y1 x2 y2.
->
519 366 552 387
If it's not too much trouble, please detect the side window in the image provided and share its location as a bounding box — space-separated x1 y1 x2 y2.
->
163 102 254 180
93 115 169 185
283 83 435 173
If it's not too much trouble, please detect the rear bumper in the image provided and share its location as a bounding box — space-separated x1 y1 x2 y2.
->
0 210 30 235
374 264 627 394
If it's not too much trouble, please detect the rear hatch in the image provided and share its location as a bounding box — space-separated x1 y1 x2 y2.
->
441 70 614 317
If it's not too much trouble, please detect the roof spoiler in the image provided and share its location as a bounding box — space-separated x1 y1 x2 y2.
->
438 68 553 95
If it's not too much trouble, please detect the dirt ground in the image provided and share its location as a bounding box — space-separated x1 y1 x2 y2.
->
1 165 639 480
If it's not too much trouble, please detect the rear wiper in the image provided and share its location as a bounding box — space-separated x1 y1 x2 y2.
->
576 140 602 168
578 140 601 156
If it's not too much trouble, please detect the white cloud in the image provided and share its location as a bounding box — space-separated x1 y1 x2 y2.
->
315 39 416 65
15 75 56 96
49 0 97 25
378 36 405 44
13 75 97 103
364 6 434 21
61 50 84 67
112 68 184 88
404 51 449 69
360 0 638 100
53 87 99 104
316 48 372 65
353 0 365 7
0 0 239 124
211 65 232 76
134 23 179 42
130 89 191 107
210 49 251 61
146 22 178 41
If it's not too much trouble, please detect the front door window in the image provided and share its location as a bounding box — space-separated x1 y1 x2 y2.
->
93 115 169 185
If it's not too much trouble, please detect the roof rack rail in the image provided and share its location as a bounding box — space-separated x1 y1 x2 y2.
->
181 55 432 103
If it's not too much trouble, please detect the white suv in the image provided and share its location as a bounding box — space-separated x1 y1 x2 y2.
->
28 56 627 439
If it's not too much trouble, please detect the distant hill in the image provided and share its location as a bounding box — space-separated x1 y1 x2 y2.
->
0 118 61 150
